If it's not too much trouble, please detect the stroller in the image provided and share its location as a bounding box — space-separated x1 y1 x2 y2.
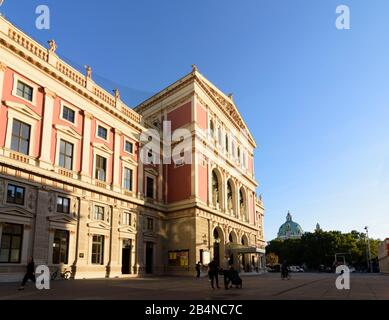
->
229 268 243 289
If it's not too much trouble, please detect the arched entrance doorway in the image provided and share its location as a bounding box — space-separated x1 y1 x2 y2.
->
241 235 249 272
213 227 224 267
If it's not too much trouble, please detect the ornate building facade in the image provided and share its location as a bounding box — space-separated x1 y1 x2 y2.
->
0 16 265 281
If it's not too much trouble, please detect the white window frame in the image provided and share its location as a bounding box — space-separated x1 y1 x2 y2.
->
92 144 112 183
5 108 39 158
60 101 78 126
124 139 134 155
122 166 134 192
55 131 79 172
122 212 132 226
145 173 156 199
95 121 110 142
12 74 38 106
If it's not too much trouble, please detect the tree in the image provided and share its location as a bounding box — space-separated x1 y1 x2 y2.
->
266 252 279 266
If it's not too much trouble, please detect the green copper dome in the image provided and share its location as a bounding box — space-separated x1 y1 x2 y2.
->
277 212 304 240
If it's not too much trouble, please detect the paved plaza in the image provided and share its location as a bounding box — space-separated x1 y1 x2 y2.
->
0 273 388 300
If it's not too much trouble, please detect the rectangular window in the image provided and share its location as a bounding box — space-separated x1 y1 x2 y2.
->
125 141 134 154
94 206 105 221
123 168 133 191
56 196 70 214
11 119 31 155
95 155 107 182
0 223 23 263
91 235 104 265
52 230 69 265
6 184 25 205
123 212 131 226
147 218 154 231
16 81 33 102
62 106 75 123
146 177 154 199
97 125 108 140
59 140 74 171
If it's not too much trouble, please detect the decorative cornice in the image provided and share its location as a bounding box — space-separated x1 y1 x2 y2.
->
0 61 7 72
0 17 143 132
44 87 57 99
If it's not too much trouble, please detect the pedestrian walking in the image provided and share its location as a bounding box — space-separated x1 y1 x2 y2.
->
18 256 36 290
208 259 220 289
196 261 201 278
222 256 231 290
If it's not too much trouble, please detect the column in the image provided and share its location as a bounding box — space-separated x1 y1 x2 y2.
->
207 164 212 207
108 206 121 277
158 164 163 202
32 190 51 265
112 128 121 192
39 88 56 169
137 142 144 198
72 197 89 279
136 221 145 275
81 111 93 182
0 62 7 103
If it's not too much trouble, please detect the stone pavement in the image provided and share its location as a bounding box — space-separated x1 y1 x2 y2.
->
0 273 388 300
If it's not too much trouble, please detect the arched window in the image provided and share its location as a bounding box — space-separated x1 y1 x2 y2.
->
240 188 247 221
210 120 215 138
218 127 222 145
227 180 233 214
212 171 220 206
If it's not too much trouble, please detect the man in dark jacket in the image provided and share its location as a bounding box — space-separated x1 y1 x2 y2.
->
18 256 36 290
208 259 220 289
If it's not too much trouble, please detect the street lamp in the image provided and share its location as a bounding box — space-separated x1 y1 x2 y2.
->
364 226 372 273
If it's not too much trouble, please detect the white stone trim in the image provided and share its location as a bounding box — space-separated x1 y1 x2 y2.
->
59 100 78 127
144 172 156 199
122 163 135 192
95 120 110 143
92 145 112 183
54 129 80 173
124 139 135 155
11 73 38 106
5 106 39 158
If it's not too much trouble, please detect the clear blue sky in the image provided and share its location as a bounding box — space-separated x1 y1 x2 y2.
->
2 0 388 241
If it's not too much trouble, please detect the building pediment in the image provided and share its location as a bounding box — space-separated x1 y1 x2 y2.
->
144 167 158 176
0 206 34 219
54 124 82 140
92 143 114 155
195 76 256 147
118 225 137 234
47 213 77 225
120 156 137 166
87 220 111 230
3 100 41 121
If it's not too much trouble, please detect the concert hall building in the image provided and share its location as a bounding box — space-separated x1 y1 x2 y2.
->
0 16 265 281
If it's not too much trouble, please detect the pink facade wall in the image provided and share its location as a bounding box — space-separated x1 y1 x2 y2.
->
0 102 7 148
89 119 114 184
196 103 208 130
167 164 191 203
51 97 84 171
167 102 192 131
249 193 255 224
248 156 254 175
197 163 208 203
120 135 138 193
2 69 44 157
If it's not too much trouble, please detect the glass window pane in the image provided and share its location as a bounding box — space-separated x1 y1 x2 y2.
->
20 140 29 155
12 120 20 135
66 143 73 156
60 140 65 154
21 124 30 140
